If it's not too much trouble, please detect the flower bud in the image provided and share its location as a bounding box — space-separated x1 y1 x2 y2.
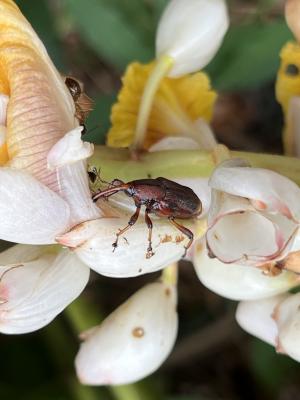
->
75 281 178 385
156 0 229 77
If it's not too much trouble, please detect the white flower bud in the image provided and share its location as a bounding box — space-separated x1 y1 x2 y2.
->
275 293 300 361
235 294 289 346
75 281 178 385
156 0 229 77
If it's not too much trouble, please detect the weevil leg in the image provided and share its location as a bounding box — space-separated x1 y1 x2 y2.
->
112 205 141 251
145 208 154 259
168 217 194 258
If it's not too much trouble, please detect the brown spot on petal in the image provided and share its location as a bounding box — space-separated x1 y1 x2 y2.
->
132 327 145 338
161 234 172 243
259 262 283 277
165 288 171 297
175 235 184 244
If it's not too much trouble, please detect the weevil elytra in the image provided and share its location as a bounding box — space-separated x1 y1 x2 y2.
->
65 77 93 135
92 177 202 259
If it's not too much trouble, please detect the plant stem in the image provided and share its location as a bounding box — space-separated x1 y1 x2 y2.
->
161 262 178 286
91 145 300 185
130 55 174 154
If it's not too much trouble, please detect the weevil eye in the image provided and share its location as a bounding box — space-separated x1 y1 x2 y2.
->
285 64 299 76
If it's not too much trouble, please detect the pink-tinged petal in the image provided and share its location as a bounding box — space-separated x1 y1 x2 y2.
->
0 245 90 334
0 168 70 244
207 211 280 265
75 281 178 385
236 294 289 346
57 217 195 277
209 159 300 221
193 241 299 300
275 293 300 361
0 0 75 191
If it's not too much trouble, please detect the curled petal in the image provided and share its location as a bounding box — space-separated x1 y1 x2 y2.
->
209 159 300 221
275 293 300 361
156 0 229 77
57 217 195 277
0 168 70 244
0 245 90 334
75 281 178 385
193 242 299 300
236 294 288 346
47 127 94 170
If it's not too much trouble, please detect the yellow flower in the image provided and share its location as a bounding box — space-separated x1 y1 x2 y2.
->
276 42 300 155
106 62 217 149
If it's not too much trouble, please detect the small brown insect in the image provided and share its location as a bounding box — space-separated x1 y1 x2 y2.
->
92 177 202 259
65 77 93 134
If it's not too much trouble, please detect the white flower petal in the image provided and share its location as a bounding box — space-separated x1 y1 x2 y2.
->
148 136 200 151
0 168 70 244
0 94 8 125
0 246 90 334
193 242 299 300
209 160 300 221
275 293 300 361
47 127 94 170
236 294 288 346
57 217 195 277
75 281 178 385
56 160 102 225
156 0 229 77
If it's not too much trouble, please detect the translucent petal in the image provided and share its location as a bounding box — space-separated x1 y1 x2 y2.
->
47 127 94 170
0 168 70 244
57 217 195 277
148 136 200 151
193 242 299 300
236 295 289 346
75 281 178 385
0 245 90 334
156 0 229 77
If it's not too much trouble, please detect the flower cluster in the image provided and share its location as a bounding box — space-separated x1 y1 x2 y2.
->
1 0 300 388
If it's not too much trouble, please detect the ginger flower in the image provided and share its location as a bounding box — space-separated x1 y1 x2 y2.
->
106 62 217 150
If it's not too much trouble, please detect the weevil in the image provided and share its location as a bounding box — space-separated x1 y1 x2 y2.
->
65 77 93 134
92 177 202 259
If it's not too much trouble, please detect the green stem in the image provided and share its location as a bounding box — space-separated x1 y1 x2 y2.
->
90 145 300 185
161 262 178 286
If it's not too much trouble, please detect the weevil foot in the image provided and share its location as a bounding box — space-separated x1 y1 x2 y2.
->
146 245 155 259
112 241 118 252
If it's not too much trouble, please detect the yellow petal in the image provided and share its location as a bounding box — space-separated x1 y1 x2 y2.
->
0 0 76 189
276 42 300 115
106 61 217 149
276 42 300 155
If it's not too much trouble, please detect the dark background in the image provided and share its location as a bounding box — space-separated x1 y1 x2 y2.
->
1 0 299 399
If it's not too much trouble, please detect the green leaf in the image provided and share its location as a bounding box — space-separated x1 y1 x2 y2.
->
63 0 154 70
15 0 66 71
85 93 116 145
207 19 293 91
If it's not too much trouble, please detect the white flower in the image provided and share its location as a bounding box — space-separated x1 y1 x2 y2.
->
194 241 299 301
206 159 300 266
156 0 229 77
0 244 89 334
0 2 100 245
75 279 178 385
236 293 300 363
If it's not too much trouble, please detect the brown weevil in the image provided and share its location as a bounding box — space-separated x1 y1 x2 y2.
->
65 77 93 134
92 177 202 259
